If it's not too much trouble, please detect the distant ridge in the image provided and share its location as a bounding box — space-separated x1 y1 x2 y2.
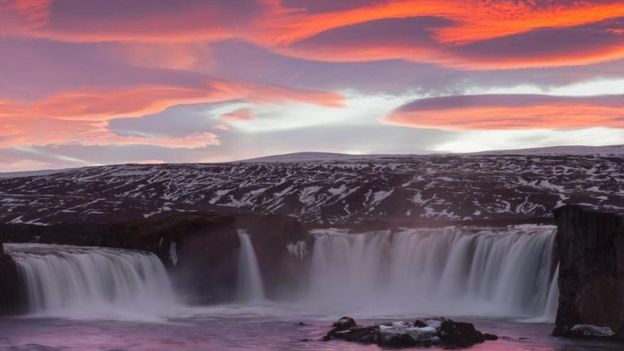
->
0 168 76 179
473 144 624 156
237 152 405 163
239 144 624 163
1 145 622 178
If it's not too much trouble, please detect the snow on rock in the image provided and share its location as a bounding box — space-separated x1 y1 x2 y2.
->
0 154 622 225
379 321 441 345
570 324 615 337
324 317 494 348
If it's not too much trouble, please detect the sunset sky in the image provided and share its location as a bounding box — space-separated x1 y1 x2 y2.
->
1 0 624 171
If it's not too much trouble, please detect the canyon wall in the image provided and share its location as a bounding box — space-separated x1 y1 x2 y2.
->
553 205 624 337
0 242 22 314
0 212 310 308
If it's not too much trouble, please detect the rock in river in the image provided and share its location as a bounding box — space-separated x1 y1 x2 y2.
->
323 317 495 348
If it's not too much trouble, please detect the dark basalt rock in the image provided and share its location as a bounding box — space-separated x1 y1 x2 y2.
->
439 319 485 347
333 316 357 330
0 212 311 304
235 213 311 298
483 333 499 340
0 242 24 315
553 205 624 338
323 317 494 348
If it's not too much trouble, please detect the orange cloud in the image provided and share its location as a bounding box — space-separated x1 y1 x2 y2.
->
272 1 624 45
0 116 220 149
272 1 624 69
0 80 344 148
0 81 343 122
0 0 50 35
2 1 624 69
10 0 50 26
386 94 624 130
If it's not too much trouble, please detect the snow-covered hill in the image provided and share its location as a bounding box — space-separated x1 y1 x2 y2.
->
474 144 624 156
0 152 622 225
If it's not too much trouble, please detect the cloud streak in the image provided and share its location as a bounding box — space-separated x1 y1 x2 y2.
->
0 80 343 148
3 0 624 69
386 94 624 130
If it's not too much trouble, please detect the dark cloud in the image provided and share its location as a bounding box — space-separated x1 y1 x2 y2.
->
454 17 624 65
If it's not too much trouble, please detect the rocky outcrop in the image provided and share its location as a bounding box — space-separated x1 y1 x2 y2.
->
553 205 624 338
0 242 22 315
0 212 311 304
323 317 496 348
236 214 311 298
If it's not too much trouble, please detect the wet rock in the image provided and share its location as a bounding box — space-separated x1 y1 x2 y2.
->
379 321 440 347
323 317 494 348
333 316 357 330
553 205 624 338
483 333 499 340
439 319 485 347
0 242 23 315
568 324 615 338
0 212 312 304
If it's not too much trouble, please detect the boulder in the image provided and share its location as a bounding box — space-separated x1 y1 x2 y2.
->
333 316 357 330
323 317 493 348
553 205 624 338
568 324 615 338
439 319 486 347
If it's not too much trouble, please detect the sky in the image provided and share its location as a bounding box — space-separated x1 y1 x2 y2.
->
1 0 624 171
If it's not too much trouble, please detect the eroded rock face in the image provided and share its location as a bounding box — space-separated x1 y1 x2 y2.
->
553 205 624 338
0 212 311 305
323 317 494 348
235 214 311 299
0 242 23 315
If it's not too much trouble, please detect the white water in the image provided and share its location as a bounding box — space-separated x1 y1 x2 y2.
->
4 226 558 322
305 226 559 320
4 243 179 320
237 230 265 302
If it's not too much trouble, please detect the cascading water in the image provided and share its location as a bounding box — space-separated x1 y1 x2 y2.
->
4 243 179 320
237 230 265 302
305 225 559 320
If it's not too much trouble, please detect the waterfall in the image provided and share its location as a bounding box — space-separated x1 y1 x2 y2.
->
4 243 178 320
306 226 559 320
237 230 265 302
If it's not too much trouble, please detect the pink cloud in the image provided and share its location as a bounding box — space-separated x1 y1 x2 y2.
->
0 80 343 121
3 0 624 69
386 94 624 130
0 79 344 148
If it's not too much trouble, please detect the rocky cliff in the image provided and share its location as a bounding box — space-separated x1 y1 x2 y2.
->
0 242 22 315
0 212 310 306
553 205 624 337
